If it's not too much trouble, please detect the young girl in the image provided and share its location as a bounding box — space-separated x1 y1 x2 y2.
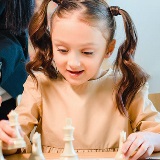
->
0 0 160 159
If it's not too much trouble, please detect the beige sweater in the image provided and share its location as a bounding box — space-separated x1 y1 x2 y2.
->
15 69 160 153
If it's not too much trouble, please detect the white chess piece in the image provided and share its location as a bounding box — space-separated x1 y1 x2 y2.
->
115 131 128 160
29 132 45 160
2 110 26 150
60 118 79 160
0 140 5 160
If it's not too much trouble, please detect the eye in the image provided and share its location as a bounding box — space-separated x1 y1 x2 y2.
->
82 51 94 55
57 48 69 53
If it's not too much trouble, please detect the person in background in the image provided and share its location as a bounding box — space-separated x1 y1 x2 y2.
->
0 96 2 106
0 0 160 159
0 0 34 120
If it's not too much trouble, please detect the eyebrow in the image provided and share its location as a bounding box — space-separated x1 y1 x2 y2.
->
53 39 97 47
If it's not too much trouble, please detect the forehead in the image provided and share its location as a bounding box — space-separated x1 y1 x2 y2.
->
51 16 107 46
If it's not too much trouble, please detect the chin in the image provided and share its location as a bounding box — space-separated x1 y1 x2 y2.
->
65 79 86 86
68 81 83 86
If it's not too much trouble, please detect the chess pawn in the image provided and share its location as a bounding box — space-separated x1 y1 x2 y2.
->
2 110 26 150
0 140 5 160
29 132 45 160
115 131 128 160
60 118 78 160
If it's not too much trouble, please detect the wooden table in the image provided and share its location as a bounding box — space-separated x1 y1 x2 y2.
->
4 152 160 160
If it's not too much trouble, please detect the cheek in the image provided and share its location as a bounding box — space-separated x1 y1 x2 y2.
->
91 55 105 66
53 54 66 69
85 60 100 72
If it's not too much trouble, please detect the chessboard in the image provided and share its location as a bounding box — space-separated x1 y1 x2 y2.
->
5 156 114 160
4 152 160 160
4 153 117 160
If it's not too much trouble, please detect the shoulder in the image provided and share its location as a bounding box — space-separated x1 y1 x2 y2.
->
136 82 149 97
25 72 58 89
99 68 117 88
128 82 150 113
35 72 54 84
25 72 49 85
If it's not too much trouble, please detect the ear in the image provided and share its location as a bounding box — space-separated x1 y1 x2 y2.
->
105 39 116 58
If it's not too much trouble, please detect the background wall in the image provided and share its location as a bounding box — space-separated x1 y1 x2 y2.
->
108 0 160 93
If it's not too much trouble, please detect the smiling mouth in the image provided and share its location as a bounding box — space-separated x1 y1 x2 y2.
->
67 70 84 75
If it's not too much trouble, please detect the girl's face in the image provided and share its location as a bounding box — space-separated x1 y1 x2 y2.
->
51 16 112 86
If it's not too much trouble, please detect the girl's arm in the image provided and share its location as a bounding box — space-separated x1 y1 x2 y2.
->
14 74 42 153
126 83 160 159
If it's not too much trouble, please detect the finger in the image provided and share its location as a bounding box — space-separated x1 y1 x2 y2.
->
139 146 154 159
0 128 14 144
122 133 137 154
129 142 149 160
0 120 15 137
125 137 144 158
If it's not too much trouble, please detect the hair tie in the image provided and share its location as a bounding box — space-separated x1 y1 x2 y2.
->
110 6 121 16
52 0 62 5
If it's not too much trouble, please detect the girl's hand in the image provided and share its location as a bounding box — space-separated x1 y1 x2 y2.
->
122 132 155 160
0 120 25 155
0 120 16 145
0 120 24 145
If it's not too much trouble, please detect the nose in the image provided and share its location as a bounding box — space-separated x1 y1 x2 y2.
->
67 52 81 69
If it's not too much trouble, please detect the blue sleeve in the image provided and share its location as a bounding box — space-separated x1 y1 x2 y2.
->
0 31 28 98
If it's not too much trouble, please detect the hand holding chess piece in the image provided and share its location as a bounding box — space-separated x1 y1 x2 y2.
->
2 110 26 150
115 131 128 160
0 140 5 160
29 132 45 160
60 118 79 160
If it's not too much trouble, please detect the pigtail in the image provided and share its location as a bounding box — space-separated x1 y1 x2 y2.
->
113 9 149 115
27 0 58 82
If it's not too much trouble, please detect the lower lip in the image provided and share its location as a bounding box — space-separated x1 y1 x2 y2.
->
67 70 84 77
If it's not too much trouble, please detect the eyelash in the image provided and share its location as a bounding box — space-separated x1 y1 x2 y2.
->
82 52 93 55
57 49 94 55
57 49 68 53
